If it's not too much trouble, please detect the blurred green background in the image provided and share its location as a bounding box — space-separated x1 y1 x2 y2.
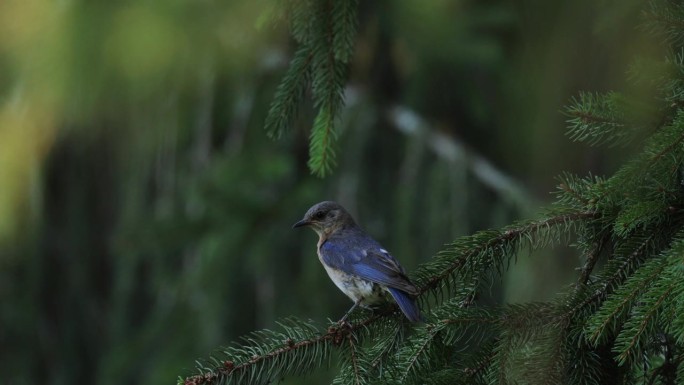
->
0 0 656 384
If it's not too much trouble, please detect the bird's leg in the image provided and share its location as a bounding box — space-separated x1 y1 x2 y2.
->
338 299 362 324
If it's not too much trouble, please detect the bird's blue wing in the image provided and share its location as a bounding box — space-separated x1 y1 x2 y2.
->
387 287 423 322
320 233 418 295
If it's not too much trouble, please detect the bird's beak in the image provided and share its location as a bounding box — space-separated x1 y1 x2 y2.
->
292 219 310 229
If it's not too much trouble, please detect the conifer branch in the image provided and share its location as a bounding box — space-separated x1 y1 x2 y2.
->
559 235 654 323
331 0 359 63
266 0 357 177
183 329 331 384
181 315 383 385
265 48 314 139
346 332 363 385
577 235 609 287
568 110 620 125
397 326 441 383
558 178 591 207
442 316 499 326
491 331 514 385
307 105 339 176
589 270 661 344
417 210 598 296
643 1 684 45
368 320 404 370
645 11 684 31
564 92 632 147
463 347 496 380
616 284 675 364
543 329 569 384
306 0 348 176
648 129 684 165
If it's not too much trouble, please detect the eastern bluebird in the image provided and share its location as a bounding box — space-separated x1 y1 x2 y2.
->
293 201 422 323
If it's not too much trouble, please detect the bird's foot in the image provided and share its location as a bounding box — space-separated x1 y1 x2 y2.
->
336 313 353 327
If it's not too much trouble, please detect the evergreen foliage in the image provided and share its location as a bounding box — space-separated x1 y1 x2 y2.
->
265 0 358 177
180 1 684 384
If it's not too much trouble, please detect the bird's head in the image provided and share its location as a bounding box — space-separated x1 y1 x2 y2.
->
293 201 355 236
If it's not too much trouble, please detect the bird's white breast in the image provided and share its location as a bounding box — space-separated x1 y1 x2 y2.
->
321 263 385 307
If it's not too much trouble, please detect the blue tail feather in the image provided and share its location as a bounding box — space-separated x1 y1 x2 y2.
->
387 287 423 322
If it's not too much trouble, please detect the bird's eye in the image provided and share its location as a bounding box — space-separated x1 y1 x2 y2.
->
315 211 326 219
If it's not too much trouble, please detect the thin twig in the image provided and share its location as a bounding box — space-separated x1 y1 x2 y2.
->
399 326 440 383
577 235 610 288
567 110 622 126
617 284 675 363
182 311 388 385
649 131 684 165
347 332 362 385
556 235 653 323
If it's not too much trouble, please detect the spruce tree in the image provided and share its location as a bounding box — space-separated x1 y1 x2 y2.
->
181 1 684 384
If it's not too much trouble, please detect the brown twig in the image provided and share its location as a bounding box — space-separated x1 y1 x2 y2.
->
577 235 610 288
556 235 653 324
182 310 388 385
347 332 362 385
649 129 684 164
567 110 622 126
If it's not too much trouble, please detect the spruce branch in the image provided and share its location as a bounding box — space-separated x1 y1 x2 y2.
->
524 323 568 384
265 47 313 140
462 345 497 383
306 0 348 177
391 307 494 382
564 92 631 147
266 0 358 177
609 112 684 191
556 234 656 326
366 318 404 372
307 104 340 177
557 173 594 208
288 0 316 44
577 235 609 288
585 248 672 348
395 324 442 383
615 283 676 365
644 334 683 385
629 51 684 105
643 0 684 47
420 369 476 385
647 128 684 165
331 0 359 63
415 210 598 299
488 303 569 384
337 332 363 385
609 238 684 365
181 316 376 385
489 327 515 385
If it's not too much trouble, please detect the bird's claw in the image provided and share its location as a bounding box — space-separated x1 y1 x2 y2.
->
336 318 352 329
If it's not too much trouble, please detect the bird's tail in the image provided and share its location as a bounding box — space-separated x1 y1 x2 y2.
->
387 287 423 322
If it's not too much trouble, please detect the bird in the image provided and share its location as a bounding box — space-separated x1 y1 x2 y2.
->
293 201 422 323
